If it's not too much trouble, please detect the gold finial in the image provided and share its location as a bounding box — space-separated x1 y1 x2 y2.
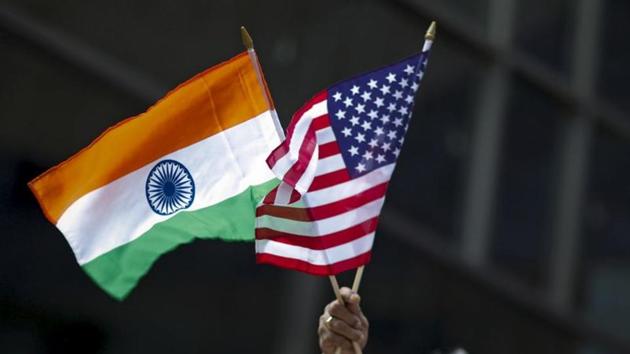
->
425 21 437 40
240 26 254 50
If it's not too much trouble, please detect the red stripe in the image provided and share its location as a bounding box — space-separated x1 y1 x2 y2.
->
256 217 378 249
289 189 301 203
256 251 372 276
319 142 340 159
281 128 317 187
311 114 331 131
266 91 327 168
262 185 278 205
256 182 388 221
266 142 289 169
272 113 332 187
309 169 351 191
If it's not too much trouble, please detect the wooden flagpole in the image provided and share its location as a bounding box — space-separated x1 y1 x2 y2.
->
240 26 285 140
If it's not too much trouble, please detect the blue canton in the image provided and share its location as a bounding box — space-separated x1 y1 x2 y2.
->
327 51 430 179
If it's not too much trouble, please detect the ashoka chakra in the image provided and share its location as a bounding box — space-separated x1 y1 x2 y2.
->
145 159 195 215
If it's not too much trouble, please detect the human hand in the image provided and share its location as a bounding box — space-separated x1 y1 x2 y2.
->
318 287 369 354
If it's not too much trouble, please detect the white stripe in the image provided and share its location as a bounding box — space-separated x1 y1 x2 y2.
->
315 127 336 144
270 100 327 177
255 232 374 265
256 197 384 236
57 111 281 265
315 154 345 176
274 182 294 204
293 142 320 195
305 163 394 207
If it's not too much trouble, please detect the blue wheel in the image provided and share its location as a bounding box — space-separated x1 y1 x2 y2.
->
145 159 195 215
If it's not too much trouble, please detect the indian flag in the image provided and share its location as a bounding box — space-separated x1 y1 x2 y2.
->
28 52 282 300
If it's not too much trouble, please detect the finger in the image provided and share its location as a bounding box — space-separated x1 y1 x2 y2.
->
346 293 362 316
339 287 362 316
320 331 353 352
327 317 364 342
339 287 354 303
329 301 362 329
358 311 369 329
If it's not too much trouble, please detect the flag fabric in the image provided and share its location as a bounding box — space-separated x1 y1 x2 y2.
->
255 40 433 275
29 52 282 299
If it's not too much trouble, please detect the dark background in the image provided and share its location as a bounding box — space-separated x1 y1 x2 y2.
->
2 0 630 353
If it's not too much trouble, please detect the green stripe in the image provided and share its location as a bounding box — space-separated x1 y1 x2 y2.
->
82 179 278 300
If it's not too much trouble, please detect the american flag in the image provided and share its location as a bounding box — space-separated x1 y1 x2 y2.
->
255 40 433 275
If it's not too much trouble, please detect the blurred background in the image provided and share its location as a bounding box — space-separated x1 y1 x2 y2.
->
2 0 630 353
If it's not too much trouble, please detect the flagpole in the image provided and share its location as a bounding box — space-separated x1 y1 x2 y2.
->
329 275 363 354
240 26 285 139
330 20 437 354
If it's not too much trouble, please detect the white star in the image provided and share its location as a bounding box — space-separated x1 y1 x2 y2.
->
416 71 424 79
399 136 405 145
368 138 379 148
380 114 390 125
350 85 360 95
367 79 378 89
393 117 403 127
382 142 391 151
411 82 419 91
387 103 397 112
361 120 372 131
355 132 366 143
405 95 414 104
374 126 385 136
393 90 403 100
393 147 401 157
404 64 415 75
360 91 372 102
341 127 352 137
332 92 342 101
367 110 378 119
374 97 384 108
362 150 373 160
398 106 408 115
376 154 386 163
356 163 366 173
343 97 353 107
379 85 390 95
386 72 396 83
387 130 397 140
348 145 359 156
399 78 409 88
335 110 346 119
355 103 366 114
350 116 360 126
